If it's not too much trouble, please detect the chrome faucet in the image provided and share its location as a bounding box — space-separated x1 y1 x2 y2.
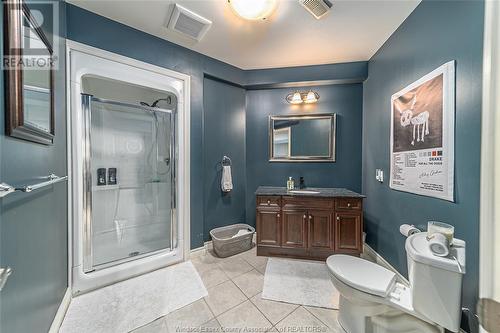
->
299 177 306 189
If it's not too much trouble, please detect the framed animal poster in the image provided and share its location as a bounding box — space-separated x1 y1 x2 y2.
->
390 61 455 201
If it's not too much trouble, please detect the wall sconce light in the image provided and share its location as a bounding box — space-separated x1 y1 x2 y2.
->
285 90 320 104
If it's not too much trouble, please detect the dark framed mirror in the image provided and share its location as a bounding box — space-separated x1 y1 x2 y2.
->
4 0 55 145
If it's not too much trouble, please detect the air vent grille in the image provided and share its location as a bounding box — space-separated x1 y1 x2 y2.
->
174 13 206 37
167 4 212 41
299 0 332 19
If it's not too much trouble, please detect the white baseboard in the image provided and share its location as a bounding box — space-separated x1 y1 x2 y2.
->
190 234 256 259
49 287 71 333
189 241 213 259
363 243 409 285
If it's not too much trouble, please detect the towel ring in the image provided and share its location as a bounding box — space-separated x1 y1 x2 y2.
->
222 155 232 166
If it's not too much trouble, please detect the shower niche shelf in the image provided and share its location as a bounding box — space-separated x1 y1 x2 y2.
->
92 185 120 192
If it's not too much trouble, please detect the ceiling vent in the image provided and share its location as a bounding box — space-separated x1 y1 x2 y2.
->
167 4 212 41
299 0 332 19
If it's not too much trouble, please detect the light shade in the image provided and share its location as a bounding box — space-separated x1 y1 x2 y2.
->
228 0 278 20
285 90 320 104
304 91 318 104
290 92 303 104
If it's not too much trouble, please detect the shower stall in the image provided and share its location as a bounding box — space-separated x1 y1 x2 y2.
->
68 43 190 294
81 95 176 273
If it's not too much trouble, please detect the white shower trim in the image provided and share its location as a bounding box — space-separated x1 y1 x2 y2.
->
48 288 71 333
189 234 256 258
66 40 191 293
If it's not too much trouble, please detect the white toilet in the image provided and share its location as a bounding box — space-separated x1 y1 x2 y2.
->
326 232 466 333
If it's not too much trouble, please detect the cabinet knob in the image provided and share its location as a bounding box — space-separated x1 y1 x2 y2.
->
303 214 307 219
347 203 352 208
277 214 280 218
267 200 271 205
336 216 340 221
309 215 312 220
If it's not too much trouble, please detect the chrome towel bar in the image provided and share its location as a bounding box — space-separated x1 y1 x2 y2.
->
0 174 68 198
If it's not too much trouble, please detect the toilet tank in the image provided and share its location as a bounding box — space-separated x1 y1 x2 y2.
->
405 233 466 333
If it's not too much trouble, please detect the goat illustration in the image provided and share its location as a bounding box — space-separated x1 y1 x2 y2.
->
399 93 430 146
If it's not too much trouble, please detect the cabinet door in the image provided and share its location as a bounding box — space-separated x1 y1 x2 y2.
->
334 212 362 253
308 210 332 249
282 210 308 248
256 209 281 246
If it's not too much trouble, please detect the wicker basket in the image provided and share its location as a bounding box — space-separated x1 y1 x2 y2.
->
210 224 255 258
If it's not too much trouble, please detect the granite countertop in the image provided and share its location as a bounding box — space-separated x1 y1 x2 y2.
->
255 186 365 198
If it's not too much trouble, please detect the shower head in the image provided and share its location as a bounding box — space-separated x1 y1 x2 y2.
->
152 97 171 107
140 97 172 108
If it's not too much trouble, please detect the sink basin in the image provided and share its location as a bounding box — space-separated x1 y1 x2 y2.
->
289 189 321 195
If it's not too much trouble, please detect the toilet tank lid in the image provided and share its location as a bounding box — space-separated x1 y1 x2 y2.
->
326 255 397 298
405 233 466 274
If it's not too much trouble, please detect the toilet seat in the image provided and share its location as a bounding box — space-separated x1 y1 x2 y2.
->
326 255 397 297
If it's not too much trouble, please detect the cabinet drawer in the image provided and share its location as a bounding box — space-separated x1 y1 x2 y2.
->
335 198 362 210
257 196 281 208
282 196 334 210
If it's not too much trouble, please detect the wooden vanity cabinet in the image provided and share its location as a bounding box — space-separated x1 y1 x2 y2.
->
281 209 308 248
334 211 362 254
256 195 363 260
256 209 281 247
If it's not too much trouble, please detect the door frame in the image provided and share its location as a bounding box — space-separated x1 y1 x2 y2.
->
65 40 191 294
479 0 500 331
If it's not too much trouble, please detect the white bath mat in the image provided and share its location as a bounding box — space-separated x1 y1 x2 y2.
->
262 258 339 309
60 261 207 333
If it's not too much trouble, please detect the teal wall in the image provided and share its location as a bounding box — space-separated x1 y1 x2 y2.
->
245 84 363 227
203 78 246 241
362 0 484 326
0 2 68 332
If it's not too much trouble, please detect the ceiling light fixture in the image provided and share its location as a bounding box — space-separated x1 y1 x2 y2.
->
228 0 278 21
286 90 320 104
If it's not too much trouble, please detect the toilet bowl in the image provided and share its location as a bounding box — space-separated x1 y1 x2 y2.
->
326 233 466 333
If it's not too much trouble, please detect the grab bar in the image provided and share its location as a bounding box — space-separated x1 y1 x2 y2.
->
0 174 68 198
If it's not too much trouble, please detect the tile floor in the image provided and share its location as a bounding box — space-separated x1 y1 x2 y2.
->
131 246 342 333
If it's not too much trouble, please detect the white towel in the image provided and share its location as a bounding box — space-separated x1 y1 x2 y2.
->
232 229 251 238
221 165 233 192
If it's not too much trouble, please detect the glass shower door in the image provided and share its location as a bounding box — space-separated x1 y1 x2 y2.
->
82 95 175 272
